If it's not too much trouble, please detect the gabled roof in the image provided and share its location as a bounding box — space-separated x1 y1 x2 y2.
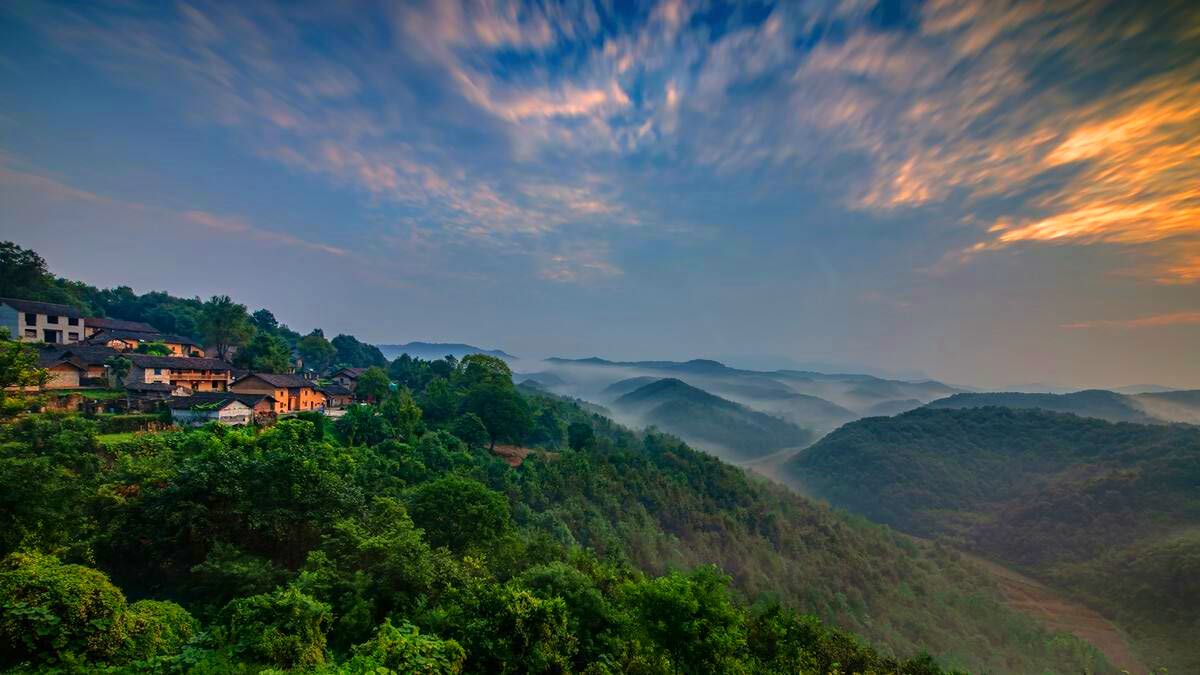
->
43 345 121 366
87 329 201 346
333 367 368 379
84 317 158 333
127 354 233 371
0 297 83 318
168 392 271 410
38 352 86 370
317 382 352 395
123 381 173 393
233 372 314 389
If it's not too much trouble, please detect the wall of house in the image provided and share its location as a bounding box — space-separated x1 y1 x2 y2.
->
230 379 288 413
44 364 81 390
0 305 85 343
171 402 252 426
296 387 325 411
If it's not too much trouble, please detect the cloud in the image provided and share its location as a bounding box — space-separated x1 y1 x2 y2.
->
1062 311 1200 330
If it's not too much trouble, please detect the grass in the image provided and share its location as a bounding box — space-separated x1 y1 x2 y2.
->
54 389 125 401
97 432 137 445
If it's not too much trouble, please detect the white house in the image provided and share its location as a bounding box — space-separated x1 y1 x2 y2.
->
0 298 86 344
168 394 254 426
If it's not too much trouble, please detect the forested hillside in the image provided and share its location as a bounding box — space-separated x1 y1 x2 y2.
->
789 407 1200 672
0 367 1112 672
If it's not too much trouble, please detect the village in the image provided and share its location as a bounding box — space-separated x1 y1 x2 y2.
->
1 296 370 426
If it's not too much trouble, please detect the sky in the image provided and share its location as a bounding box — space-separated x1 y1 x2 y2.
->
1 0 1198 389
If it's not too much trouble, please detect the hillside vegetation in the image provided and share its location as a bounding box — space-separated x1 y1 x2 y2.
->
0 378 1112 671
789 407 1200 672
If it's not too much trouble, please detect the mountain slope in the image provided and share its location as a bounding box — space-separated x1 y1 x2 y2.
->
925 390 1159 423
787 407 1200 672
612 378 813 461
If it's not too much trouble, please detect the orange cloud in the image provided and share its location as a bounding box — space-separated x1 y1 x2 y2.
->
1062 311 1200 330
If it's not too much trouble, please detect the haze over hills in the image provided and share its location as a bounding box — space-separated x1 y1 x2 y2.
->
926 389 1200 425
378 341 516 362
787 407 1200 673
608 378 813 461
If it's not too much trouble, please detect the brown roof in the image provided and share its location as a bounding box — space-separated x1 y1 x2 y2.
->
87 329 201 346
233 372 315 389
84 317 158 333
168 392 273 410
128 354 233 371
0 297 83 318
333 367 368 379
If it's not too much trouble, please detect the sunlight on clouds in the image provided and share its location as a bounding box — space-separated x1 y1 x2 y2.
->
1062 311 1200 330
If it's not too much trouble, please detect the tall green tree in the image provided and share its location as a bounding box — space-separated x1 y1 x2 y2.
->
0 329 47 397
0 241 52 299
201 295 254 361
298 332 336 373
234 332 293 374
461 382 532 450
354 366 391 402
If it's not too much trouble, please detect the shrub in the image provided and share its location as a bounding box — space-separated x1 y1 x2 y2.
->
343 618 465 674
219 586 331 668
0 551 130 666
121 599 200 661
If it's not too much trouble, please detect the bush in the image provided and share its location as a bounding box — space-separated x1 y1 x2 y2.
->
219 586 331 669
0 551 131 666
122 599 200 661
95 413 162 434
343 618 465 674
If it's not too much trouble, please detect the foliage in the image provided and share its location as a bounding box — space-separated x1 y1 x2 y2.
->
201 295 255 361
407 476 511 552
354 366 391 402
0 329 48 406
343 618 465 674
791 406 1200 672
450 412 490 450
332 334 388 369
219 586 331 668
234 331 293 374
298 332 336 373
135 341 173 356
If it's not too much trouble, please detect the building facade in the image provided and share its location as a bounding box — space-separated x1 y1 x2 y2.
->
0 298 86 344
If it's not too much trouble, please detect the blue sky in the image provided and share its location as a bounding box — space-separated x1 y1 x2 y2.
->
1 0 1198 388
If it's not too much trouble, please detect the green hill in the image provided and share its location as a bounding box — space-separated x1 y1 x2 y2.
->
614 378 814 461
788 407 1200 672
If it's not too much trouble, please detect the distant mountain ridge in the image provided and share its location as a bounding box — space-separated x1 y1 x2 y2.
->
378 341 516 361
926 389 1200 425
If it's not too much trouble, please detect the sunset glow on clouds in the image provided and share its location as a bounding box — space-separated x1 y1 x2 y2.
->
2 0 1198 387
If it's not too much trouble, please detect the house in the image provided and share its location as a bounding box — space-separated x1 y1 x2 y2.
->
230 373 326 414
126 354 234 394
0 298 86 344
331 367 368 390
317 382 353 409
37 352 88 389
39 345 120 385
83 317 158 337
87 329 204 356
168 393 260 426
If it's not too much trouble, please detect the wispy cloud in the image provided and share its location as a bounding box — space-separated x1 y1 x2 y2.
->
1063 311 1200 330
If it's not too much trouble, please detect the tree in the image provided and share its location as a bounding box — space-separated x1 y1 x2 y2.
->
334 404 391 447
355 366 391 402
104 354 131 386
450 413 490 450
462 382 532 450
234 332 293 374
219 587 332 669
251 308 278 333
344 619 465 675
201 295 254 361
0 329 48 403
380 388 423 441
331 334 387 369
298 332 336 374
625 566 747 674
568 422 595 451
406 476 510 552
420 377 460 427
456 354 512 389
0 241 52 299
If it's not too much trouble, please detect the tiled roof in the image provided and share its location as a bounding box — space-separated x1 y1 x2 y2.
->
84 317 158 333
234 372 314 388
127 354 233 370
317 382 352 395
42 345 121 366
87 329 201 346
333 367 368 378
168 392 272 410
0 297 83 318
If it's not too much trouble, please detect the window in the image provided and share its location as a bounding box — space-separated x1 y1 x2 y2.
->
46 315 58 324
67 332 79 341
24 328 36 338
24 313 36 325
153 368 162 375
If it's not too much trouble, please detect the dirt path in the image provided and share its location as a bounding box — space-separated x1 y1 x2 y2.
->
960 553 1146 674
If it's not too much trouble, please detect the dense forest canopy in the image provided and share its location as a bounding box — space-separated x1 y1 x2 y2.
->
789 407 1200 672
